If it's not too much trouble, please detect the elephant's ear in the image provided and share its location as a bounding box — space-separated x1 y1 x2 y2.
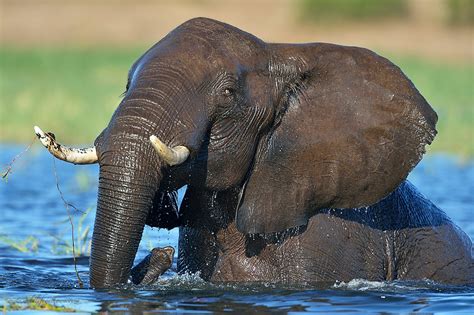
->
236 43 437 234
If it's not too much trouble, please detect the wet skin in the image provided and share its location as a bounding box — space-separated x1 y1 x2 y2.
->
179 182 473 284
131 247 174 285
35 18 473 287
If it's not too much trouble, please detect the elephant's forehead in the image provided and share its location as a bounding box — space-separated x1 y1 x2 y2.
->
172 17 267 55
134 23 268 72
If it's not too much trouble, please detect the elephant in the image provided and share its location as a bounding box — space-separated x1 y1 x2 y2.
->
34 18 473 288
130 246 174 285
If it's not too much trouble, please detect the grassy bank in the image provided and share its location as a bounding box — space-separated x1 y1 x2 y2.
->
0 47 144 144
0 47 472 156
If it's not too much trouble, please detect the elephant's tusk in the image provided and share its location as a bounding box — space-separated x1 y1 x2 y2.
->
33 126 98 164
149 135 190 166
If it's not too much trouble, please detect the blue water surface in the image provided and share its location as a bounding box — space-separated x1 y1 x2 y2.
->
0 144 473 313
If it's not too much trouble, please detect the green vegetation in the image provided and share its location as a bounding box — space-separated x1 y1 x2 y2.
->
0 235 39 253
0 46 472 156
447 0 474 25
0 46 143 144
299 0 474 26
0 208 92 255
52 208 92 256
2 297 75 312
299 0 407 23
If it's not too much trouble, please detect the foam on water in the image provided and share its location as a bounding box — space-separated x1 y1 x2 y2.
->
127 271 210 291
333 278 474 295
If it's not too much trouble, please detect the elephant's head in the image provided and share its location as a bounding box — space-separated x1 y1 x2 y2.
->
35 18 437 288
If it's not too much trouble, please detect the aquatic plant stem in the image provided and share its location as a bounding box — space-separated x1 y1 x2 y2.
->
52 158 84 288
1 137 35 180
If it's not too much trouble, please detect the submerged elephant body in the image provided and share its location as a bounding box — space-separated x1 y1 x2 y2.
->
180 181 473 284
35 18 473 287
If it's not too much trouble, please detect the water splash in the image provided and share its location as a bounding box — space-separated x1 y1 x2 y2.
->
333 278 471 293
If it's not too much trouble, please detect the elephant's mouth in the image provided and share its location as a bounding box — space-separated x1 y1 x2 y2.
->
146 189 181 229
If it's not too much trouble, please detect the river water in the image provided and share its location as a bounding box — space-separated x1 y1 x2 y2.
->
0 144 473 313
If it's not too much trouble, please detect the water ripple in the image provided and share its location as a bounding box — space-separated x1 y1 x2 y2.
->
0 146 473 313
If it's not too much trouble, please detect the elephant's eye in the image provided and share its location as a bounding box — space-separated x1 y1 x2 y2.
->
223 88 235 97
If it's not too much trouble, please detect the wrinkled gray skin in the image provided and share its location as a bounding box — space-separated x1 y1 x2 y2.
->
90 18 473 288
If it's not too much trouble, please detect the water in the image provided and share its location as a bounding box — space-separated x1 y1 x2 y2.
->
1 144 473 313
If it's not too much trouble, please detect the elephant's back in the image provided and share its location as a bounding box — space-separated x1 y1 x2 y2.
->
326 181 451 230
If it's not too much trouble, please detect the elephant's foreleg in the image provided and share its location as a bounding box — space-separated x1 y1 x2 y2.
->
177 226 219 280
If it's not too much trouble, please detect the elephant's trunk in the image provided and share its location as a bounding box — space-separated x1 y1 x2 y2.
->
88 72 207 287
90 142 162 288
